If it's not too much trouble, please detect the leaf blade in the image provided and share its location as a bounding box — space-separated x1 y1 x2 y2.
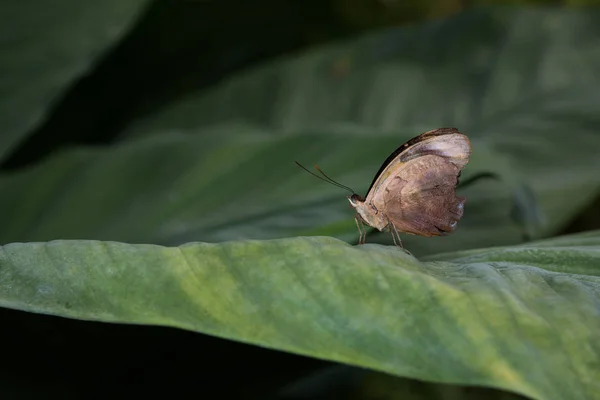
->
1 233 599 400
0 129 596 256
0 0 152 161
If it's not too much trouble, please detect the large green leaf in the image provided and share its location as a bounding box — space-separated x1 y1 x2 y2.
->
116 7 600 250
1 8 599 257
2 231 600 400
0 0 151 161
127 8 600 144
0 128 590 256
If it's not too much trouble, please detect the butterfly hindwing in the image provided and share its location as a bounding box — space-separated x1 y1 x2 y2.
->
378 155 466 236
365 129 470 237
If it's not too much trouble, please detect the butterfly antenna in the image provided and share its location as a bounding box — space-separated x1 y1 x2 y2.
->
295 161 355 194
314 165 356 193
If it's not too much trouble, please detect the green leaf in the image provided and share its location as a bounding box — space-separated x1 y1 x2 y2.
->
0 125 594 256
0 0 151 161
1 8 599 256
0 130 585 256
110 7 600 251
2 231 600 400
127 8 600 139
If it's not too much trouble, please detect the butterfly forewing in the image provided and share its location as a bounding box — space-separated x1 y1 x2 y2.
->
365 128 470 200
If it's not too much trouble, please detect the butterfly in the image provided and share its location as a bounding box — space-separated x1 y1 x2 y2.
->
296 128 471 250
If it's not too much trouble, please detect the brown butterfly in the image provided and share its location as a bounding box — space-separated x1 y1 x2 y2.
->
296 128 471 250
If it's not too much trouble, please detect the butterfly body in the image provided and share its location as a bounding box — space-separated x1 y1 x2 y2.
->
348 128 471 248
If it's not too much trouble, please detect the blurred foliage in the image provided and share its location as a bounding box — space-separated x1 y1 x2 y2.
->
3 0 600 170
334 0 600 29
1 0 600 399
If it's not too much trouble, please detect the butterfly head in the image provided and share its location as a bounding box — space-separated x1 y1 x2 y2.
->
347 193 365 208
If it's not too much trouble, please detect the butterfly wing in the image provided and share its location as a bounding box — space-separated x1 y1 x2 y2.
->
366 128 470 197
377 155 466 236
365 129 471 236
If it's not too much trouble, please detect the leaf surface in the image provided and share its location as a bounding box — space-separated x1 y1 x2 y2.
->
0 0 151 161
114 7 600 251
128 8 600 145
1 231 599 400
0 129 591 256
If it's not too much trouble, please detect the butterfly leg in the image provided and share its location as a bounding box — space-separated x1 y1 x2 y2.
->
354 215 367 244
389 222 413 256
389 223 402 248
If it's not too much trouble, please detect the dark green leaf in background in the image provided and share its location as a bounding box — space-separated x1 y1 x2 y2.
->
2 9 600 257
126 9 600 138
124 8 600 249
0 0 151 162
1 231 600 400
0 130 578 257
